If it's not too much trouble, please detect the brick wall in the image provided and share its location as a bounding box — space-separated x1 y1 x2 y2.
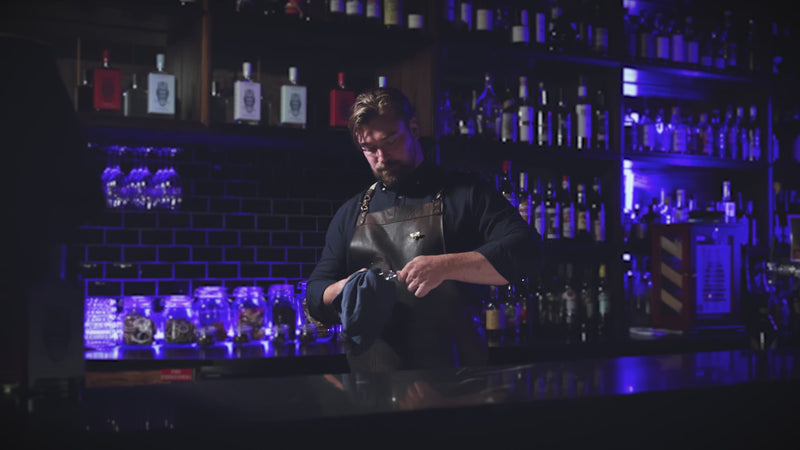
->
75 127 374 298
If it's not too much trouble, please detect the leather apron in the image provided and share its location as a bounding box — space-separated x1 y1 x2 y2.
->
347 182 488 372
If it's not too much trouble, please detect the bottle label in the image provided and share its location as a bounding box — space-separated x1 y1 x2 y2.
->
384 0 401 26
546 205 560 239
512 25 530 44
594 28 609 52
519 106 534 143
460 3 472 29
576 104 592 139
408 14 424 29
557 114 571 147
330 89 355 128
518 199 531 224
93 67 122 111
534 13 546 44
537 111 551 146
687 41 700 64
280 84 307 125
577 209 589 232
598 292 610 316
564 289 577 323
234 80 262 122
595 111 609 149
147 72 176 115
330 0 345 13
476 9 492 31
501 111 518 142
656 36 670 59
366 0 380 19
673 127 687 154
345 0 362 15
562 205 575 238
485 308 505 330
592 207 605 242
671 34 685 62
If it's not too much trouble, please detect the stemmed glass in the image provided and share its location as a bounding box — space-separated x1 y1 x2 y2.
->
125 146 153 209
100 144 127 209
162 147 182 210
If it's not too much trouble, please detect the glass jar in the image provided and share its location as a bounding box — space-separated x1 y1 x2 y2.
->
297 280 336 343
268 283 297 343
232 286 269 343
193 286 231 345
121 296 156 346
162 295 197 345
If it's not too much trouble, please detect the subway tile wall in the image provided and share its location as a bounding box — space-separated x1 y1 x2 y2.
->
76 134 373 298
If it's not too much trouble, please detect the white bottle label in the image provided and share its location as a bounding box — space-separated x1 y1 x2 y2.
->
592 207 605 242
408 14 424 29
594 28 609 51
330 0 344 13
460 3 472 29
598 292 610 316
671 34 684 62
280 84 307 125
576 104 592 140
233 80 261 122
656 36 670 59
384 0 401 26
501 111 518 142
366 0 380 18
546 205 560 239
534 204 545 236
519 106 534 143
147 72 176 115
476 9 492 31
512 25 529 43
687 41 700 64
345 0 362 15
562 205 575 238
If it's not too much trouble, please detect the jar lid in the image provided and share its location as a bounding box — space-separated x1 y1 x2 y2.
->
164 295 192 308
194 286 228 298
124 295 153 309
233 286 264 297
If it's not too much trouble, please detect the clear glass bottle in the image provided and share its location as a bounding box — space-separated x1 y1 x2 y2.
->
210 79 233 124
147 53 176 118
298 280 337 343
517 76 535 145
475 73 499 140
121 296 156 346
639 108 655 152
670 106 688 154
536 81 553 147
162 295 197 345
232 286 269 343
511 6 529 46
193 286 231 345
280 66 307 128
575 75 592 150
269 283 298 342
500 83 519 143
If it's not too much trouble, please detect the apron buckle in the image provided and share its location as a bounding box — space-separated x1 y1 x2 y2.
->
409 231 424 240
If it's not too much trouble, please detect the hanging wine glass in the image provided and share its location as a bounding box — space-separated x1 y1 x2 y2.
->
163 147 182 210
101 144 127 209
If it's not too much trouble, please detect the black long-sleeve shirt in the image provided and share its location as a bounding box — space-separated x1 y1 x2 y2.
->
307 159 542 324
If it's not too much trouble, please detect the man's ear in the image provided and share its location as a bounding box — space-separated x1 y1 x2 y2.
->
408 116 420 139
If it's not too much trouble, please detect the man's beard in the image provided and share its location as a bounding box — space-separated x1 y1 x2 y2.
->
373 160 415 189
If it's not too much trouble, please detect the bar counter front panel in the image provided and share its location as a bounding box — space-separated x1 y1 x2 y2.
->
8 348 799 449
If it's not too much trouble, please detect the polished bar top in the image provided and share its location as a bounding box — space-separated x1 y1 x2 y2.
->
10 348 800 448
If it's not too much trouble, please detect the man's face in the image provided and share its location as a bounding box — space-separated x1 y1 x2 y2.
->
356 114 422 189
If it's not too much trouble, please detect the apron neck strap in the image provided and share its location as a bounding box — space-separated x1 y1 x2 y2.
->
357 182 446 224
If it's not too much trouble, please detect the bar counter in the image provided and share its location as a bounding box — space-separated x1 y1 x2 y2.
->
5 347 798 449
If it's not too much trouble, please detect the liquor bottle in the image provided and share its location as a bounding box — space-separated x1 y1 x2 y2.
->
474 0 494 33
670 106 688 154
555 86 572 149
544 177 561 240
511 6 530 46
518 76 535 145
717 106 731 158
531 176 545 238
743 17 760 73
326 0 346 25
280 66 307 128
684 16 700 65
475 73 499 140
517 171 531 225
406 0 424 30
209 80 232 124
560 174 575 240
721 9 737 70
623 11 640 59
725 105 740 159
233 61 261 126
500 82 519 143
712 28 726 70
344 0 364 24
674 188 689 223
382 0 403 29
596 263 611 341
484 285 506 346
575 182 591 242
517 275 536 344
123 73 147 118
548 2 578 53
639 108 655 152
700 28 714 68
589 177 605 242
529 274 545 339
498 160 517 208
637 11 656 60
653 11 670 62
532 0 547 48
745 200 757 246
329 71 354 129
574 0 592 53
736 106 749 161
721 180 736 223
653 108 666 152
624 107 638 152
747 105 761 161
575 75 592 150
76 68 93 113
561 263 579 343
458 89 478 137
147 53 176 118
456 0 473 31
589 0 609 56
578 265 596 342
92 49 121 113
503 284 521 343
593 89 609 151
696 112 713 156
437 90 456 137
670 16 684 64
365 0 382 27
536 81 553 147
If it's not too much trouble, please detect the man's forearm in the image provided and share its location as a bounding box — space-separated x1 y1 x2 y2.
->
322 277 348 305
439 251 508 285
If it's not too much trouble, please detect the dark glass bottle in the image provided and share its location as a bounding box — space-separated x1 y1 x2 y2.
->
530 176 545 239
594 89 610 151
123 73 148 118
484 285 506 347
589 177 606 243
76 68 94 113
500 82 519 144
579 265 596 342
548 1 578 53
503 284 521 343
517 171 531 225
536 81 553 147
575 182 591 242
544 177 561 240
596 263 612 341
518 76 535 145
561 262 579 344
560 174 575 239
555 86 572 149
497 159 517 208
575 75 592 150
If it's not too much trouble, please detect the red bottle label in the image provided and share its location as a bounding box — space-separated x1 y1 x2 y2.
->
92 68 121 111
329 89 355 128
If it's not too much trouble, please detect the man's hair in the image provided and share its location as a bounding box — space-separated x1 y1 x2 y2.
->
348 87 416 145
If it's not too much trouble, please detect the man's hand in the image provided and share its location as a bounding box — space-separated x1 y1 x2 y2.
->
322 268 367 305
396 254 446 298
